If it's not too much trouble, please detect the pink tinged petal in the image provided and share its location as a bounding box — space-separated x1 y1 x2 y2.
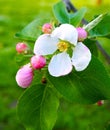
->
71 42 91 71
34 34 58 55
48 52 72 77
52 24 78 46
16 64 34 88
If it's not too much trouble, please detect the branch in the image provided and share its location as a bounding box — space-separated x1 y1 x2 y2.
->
63 0 110 64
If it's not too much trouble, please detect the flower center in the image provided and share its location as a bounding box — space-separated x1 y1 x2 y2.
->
57 41 69 52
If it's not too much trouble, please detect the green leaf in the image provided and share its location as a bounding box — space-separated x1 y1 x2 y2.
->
89 14 110 38
53 1 87 26
84 39 98 57
48 56 110 104
48 72 81 103
69 7 87 26
17 84 59 130
15 18 49 42
53 1 69 23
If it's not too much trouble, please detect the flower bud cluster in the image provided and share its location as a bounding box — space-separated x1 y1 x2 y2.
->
15 23 53 88
15 42 46 88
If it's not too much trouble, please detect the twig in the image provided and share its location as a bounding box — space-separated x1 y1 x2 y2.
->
63 0 110 64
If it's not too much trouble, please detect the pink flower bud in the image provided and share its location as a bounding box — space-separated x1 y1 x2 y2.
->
31 55 46 69
16 64 34 88
97 100 104 106
42 23 53 34
16 42 28 53
76 27 87 41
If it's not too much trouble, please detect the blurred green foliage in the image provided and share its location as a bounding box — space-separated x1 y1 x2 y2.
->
0 0 110 130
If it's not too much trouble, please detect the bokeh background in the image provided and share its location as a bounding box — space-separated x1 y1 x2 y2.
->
0 0 110 130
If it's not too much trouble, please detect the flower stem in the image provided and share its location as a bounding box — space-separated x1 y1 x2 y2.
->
63 0 110 64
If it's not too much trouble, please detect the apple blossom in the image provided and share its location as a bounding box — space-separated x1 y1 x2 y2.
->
16 42 28 53
97 100 104 106
34 24 91 77
31 55 46 69
42 23 53 34
76 27 87 41
16 64 34 88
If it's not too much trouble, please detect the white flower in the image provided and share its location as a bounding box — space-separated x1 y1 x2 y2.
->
34 24 91 77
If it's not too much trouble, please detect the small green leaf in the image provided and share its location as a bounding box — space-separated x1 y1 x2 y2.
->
89 13 110 38
17 84 59 130
53 1 69 23
84 14 106 31
48 56 110 104
69 7 87 26
15 18 49 42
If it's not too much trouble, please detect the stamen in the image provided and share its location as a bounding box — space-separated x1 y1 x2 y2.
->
57 41 69 52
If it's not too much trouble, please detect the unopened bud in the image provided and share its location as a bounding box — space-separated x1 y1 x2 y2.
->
31 55 46 69
76 27 87 41
16 42 28 53
16 64 34 88
97 100 104 106
42 23 53 34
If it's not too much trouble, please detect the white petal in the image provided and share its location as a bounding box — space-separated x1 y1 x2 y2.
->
71 42 91 71
52 24 78 46
34 34 58 55
48 52 72 77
